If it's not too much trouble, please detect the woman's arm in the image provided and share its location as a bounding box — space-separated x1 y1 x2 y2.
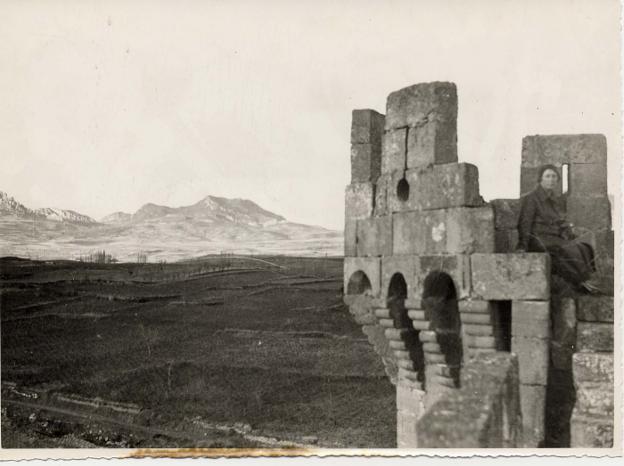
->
516 194 537 251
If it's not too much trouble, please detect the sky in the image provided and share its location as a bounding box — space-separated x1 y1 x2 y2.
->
0 0 621 230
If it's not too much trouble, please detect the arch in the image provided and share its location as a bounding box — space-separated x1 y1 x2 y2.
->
387 272 425 382
422 271 463 386
347 270 372 295
397 177 410 202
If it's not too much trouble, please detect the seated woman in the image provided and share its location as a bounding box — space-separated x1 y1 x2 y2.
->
516 164 600 294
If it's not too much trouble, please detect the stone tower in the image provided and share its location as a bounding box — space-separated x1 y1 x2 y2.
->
343 82 614 448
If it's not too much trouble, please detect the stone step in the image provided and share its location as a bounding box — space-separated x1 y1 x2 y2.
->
573 382 614 416
572 353 614 385
570 412 614 448
576 322 613 352
575 295 614 323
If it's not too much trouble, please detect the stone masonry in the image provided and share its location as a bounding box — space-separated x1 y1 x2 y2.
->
343 82 614 448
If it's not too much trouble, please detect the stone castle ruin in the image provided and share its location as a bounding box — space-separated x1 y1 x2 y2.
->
343 82 615 448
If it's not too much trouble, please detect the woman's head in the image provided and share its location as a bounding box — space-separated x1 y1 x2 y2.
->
537 164 560 191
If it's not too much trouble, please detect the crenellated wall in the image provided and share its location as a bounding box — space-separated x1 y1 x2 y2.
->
343 82 614 448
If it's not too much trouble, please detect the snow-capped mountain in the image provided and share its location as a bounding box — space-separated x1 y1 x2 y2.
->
0 191 96 223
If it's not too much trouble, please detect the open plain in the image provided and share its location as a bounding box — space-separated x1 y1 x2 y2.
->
0 256 394 448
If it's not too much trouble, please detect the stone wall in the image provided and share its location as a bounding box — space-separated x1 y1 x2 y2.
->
343 81 614 449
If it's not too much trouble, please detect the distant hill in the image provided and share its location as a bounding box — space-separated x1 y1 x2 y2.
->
0 191 341 261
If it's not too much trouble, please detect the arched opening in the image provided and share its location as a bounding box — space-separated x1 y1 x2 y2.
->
387 273 425 382
422 271 463 386
396 177 410 202
347 271 372 295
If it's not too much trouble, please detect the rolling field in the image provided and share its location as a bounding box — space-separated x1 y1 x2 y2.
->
0 256 395 448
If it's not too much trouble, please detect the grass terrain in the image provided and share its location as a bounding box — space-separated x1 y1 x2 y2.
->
0 256 395 448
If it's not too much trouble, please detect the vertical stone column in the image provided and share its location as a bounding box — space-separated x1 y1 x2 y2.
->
511 300 550 447
345 110 384 257
396 375 426 448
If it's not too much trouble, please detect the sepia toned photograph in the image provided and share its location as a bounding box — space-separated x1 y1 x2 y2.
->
0 0 620 459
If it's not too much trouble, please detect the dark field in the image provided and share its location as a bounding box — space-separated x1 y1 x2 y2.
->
0 256 395 448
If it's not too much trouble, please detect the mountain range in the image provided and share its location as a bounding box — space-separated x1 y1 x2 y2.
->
0 191 342 261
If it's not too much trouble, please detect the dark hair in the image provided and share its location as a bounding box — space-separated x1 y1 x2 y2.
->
537 164 560 183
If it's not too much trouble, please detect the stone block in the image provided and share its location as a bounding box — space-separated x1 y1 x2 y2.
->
570 413 613 448
460 313 491 325
373 173 391 216
511 301 550 338
445 206 495 254
351 143 381 183
385 82 457 131
406 120 457 168
392 210 447 255
382 129 407 173
344 219 357 257
381 255 417 301
491 199 521 230
569 162 608 195
594 229 614 259
345 182 374 220
566 195 611 231
397 410 419 448
384 169 410 213
471 253 550 300
521 134 607 167
575 295 613 323
512 336 549 385
458 300 491 314
574 383 614 416
572 353 614 385
576 322 613 352
344 257 381 297
464 335 496 349
404 163 482 211
397 381 425 413
356 216 392 257
413 254 471 299
519 384 546 447
351 109 385 144
463 323 493 336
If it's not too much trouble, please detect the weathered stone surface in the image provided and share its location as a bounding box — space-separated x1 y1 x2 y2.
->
392 210 447 255
373 173 391 216
512 336 549 385
385 82 457 129
344 219 357 257
445 206 495 254
344 257 381 297
566 195 611 231
519 384 546 447
569 162 608 195
351 143 381 182
463 323 494 336
381 255 417 301
414 254 471 299
491 199 521 230
385 169 410 213
416 353 521 448
458 300 491 314
406 120 457 168
345 182 374 219
521 134 607 167
511 301 550 338
397 410 419 448
574 383 614 416
382 129 407 173
575 295 613 323
576 322 613 352
404 163 482 211
471 253 550 300
464 335 496 349
359 323 398 383
572 353 614 385
343 294 377 325
397 380 425 412
356 215 392 257
351 109 385 144
570 412 613 448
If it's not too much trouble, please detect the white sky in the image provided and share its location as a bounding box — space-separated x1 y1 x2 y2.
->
0 0 620 230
